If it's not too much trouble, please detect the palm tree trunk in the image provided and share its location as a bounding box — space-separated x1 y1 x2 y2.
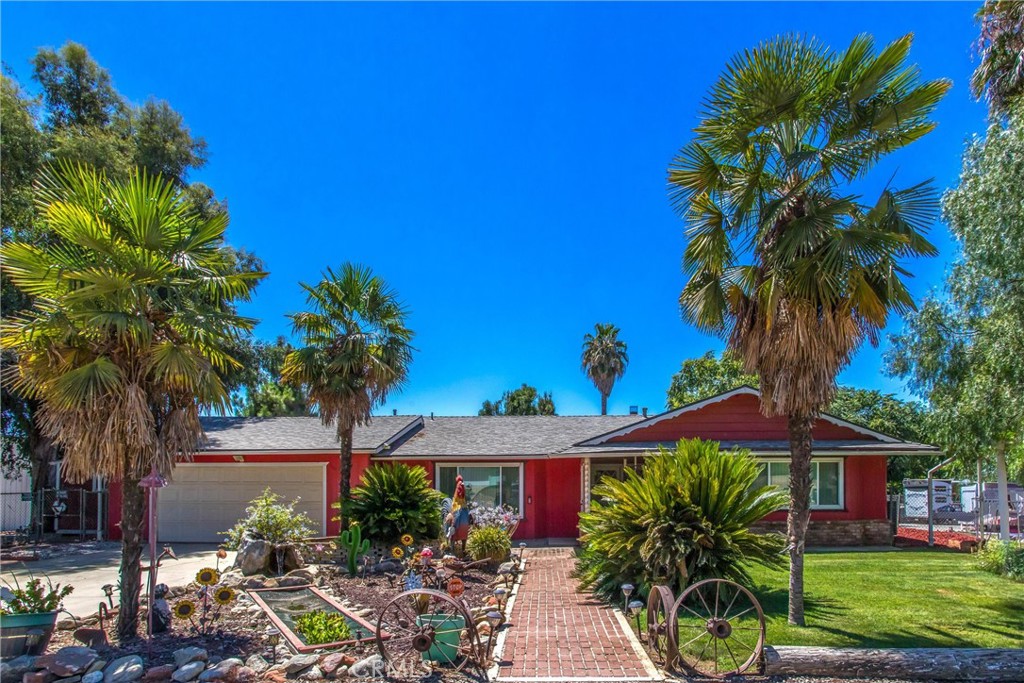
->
601 393 608 416
786 412 814 627
116 471 145 640
338 427 354 529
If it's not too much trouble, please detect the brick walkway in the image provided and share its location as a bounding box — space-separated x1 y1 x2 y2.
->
495 548 659 681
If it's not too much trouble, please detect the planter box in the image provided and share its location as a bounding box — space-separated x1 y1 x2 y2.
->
0 611 59 659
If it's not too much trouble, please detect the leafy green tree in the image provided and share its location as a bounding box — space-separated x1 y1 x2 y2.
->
889 104 1024 539
1 43 234 497
1 163 263 640
668 34 948 624
972 0 1024 117
581 323 629 415
666 350 757 408
282 264 414 523
229 336 308 417
478 384 556 416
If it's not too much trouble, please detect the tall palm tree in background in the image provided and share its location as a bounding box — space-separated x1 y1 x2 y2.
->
668 34 948 625
282 264 413 525
2 164 262 639
581 323 628 415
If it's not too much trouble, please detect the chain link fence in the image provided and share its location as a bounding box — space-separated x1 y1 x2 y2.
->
897 481 1024 538
0 488 106 542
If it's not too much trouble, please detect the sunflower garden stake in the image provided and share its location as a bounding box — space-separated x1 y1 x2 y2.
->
173 567 236 636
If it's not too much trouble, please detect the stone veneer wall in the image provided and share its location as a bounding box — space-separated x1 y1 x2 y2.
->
753 519 892 546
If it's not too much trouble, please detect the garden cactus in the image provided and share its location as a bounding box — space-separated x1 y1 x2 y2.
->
340 523 371 575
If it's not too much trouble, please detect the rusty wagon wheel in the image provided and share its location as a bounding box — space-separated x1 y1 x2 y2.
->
645 585 677 665
376 589 481 675
670 578 765 678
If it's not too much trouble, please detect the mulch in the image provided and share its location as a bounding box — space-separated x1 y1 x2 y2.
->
319 565 499 616
894 526 978 551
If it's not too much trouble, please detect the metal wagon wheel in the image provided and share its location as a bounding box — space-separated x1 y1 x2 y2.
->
670 578 765 678
645 585 677 665
376 589 481 675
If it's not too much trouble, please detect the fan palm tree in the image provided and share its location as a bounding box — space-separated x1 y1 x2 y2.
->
668 34 948 625
2 163 262 639
282 264 413 524
581 323 629 415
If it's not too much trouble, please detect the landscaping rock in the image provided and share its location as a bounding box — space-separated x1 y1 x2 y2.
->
346 656 383 679
227 668 256 683
285 568 316 582
368 560 401 575
141 666 175 682
2 656 38 683
316 655 353 678
275 576 307 588
296 667 322 682
241 657 266 676
36 647 99 677
235 538 273 576
22 671 55 683
84 663 105 677
56 618 78 631
261 579 279 589
82 673 103 683
103 657 144 683
172 649 208 670
60 676 82 683
169 664 204 683
283 656 318 676
198 660 242 683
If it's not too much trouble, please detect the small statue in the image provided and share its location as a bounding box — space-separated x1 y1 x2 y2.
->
444 475 471 556
152 583 172 634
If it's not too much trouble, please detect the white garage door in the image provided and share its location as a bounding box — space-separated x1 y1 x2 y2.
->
157 464 326 543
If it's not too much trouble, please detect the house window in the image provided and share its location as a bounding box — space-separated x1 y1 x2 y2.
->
436 464 522 513
754 459 843 509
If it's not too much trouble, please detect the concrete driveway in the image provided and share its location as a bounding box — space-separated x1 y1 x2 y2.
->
2 543 236 618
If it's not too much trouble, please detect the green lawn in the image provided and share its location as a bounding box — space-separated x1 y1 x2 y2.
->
743 550 1024 649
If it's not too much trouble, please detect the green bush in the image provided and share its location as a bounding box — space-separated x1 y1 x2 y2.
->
0 575 74 614
223 488 316 550
576 438 787 600
344 464 443 543
467 525 512 564
977 539 1024 581
294 609 352 645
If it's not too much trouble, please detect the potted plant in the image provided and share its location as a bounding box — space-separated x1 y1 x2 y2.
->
1 575 74 658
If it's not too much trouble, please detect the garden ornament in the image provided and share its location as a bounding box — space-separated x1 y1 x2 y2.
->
341 523 371 575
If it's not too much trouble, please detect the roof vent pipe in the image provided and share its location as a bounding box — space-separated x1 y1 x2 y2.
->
629 406 639 415
430 412 434 420
642 407 648 417
393 409 397 416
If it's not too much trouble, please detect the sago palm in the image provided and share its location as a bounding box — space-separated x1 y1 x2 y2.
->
282 264 413 524
577 438 787 600
667 34 948 625
1 163 262 639
581 323 628 415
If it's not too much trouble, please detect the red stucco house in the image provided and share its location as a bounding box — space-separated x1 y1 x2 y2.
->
103 387 940 545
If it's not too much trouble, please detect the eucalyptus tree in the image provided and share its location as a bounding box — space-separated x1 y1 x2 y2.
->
2 164 263 639
668 34 948 624
282 265 413 522
581 323 629 415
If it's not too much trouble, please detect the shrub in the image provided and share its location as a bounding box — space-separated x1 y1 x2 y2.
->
223 488 316 550
466 525 512 564
576 438 787 600
977 539 1024 581
294 609 352 645
0 575 74 614
344 464 443 543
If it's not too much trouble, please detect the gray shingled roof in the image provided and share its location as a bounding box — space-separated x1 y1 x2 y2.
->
198 414 643 456
199 415 420 452
379 415 643 457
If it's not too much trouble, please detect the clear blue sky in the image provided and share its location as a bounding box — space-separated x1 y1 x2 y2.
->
2 1 987 416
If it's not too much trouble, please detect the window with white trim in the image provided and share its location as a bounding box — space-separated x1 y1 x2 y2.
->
753 459 843 509
435 464 522 513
